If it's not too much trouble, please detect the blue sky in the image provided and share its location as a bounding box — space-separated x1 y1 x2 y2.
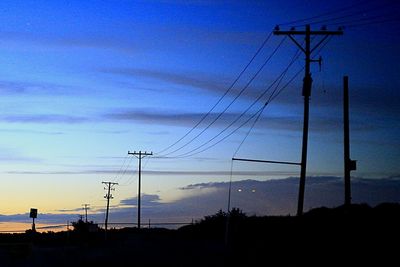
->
0 0 399 228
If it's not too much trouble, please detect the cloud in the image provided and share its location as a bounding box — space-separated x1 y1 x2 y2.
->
57 207 86 213
0 149 42 163
3 169 292 176
0 80 76 96
0 31 137 53
119 194 162 207
0 128 64 135
275 83 400 118
0 213 79 224
1 176 400 227
101 66 286 101
179 176 400 215
103 109 377 133
0 114 89 124
113 176 400 219
102 68 228 93
104 109 299 129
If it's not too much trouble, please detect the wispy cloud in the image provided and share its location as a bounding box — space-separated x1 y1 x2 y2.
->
0 31 137 53
102 68 228 93
0 114 89 124
0 155 41 163
0 128 63 135
4 169 294 176
0 80 75 96
57 207 85 213
0 149 42 163
1 176 399 225
103 109 378 132
119 194 163 207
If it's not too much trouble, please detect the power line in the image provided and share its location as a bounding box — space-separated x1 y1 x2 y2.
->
292 2 400 27
278 0 372 26
174 49 301 158
232 103 267 158
230 63 296 159
160 37 287 157
119 157 150 186
344 17 400 29
175 67 304 159
114 155 129 181
155 31 274 155
325 11 400 27
116 155 135 184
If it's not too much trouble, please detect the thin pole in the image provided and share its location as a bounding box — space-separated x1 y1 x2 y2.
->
105 184 111 232
83 204 89 223
273 25 342 215
343 76 351 206
138 151 142 229
128 151 152 229
102 181 118 238
297 24 312 216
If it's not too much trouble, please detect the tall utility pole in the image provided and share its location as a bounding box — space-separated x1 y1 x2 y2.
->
102 181 118 233
82 204 90 223
343 76 357 207
274 25 343 215
128 150 152 229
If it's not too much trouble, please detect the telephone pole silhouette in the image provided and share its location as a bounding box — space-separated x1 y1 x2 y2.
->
274 25 343 215
128 150 152 229
82 204 90 223
343 76 357 207
103 181 118 234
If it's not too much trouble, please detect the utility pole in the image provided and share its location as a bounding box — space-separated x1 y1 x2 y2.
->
343 76 357 207
274 25 343 215
102 181 118 234
128 150 152 229
82 204 90 223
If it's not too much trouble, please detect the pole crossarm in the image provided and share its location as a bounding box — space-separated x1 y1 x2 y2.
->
232 157 301 166
128 151 153 158
273 30 343 35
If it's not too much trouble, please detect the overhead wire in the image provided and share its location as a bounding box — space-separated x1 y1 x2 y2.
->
231 32 334 163
114 155 129 181
115 155 135 184
155 31 274 155
226 33 335 211
292 2 400 28
173 47 301 158
324 11 400 27
344 18 400 29
159 37 287 157
176 66 304 159
278 0 372 26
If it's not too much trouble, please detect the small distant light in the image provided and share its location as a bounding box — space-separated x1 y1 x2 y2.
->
238 189 242 192
252 189 256 193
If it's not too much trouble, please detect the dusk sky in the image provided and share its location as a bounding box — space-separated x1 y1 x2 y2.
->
0 0 399 230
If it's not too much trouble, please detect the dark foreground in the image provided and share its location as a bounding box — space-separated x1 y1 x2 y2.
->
1 203 399 266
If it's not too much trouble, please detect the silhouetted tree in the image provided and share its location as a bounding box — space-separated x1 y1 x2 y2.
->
71 218 99 233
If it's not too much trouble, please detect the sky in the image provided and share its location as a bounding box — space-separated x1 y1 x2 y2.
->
0 0 399 230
